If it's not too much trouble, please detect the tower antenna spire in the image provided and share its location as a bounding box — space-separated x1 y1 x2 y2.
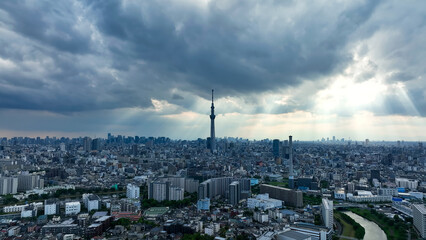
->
209 89 216 153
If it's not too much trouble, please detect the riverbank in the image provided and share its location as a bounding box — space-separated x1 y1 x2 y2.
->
334 211 364 239
348 208 406 240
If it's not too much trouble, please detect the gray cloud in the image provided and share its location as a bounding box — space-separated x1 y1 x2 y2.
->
0 0 425 120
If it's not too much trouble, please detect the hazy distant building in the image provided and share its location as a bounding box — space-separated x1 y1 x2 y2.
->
131 144 138 155
273 139 280 158
83 137 92 152
0 177 18 195
412 204 426 238
91 138 100 151
260 184 303 208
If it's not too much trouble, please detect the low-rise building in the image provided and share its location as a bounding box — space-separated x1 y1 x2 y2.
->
247 193 282 210
65 202 81 215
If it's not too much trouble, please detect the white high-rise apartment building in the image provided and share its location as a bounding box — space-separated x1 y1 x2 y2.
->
395 178 418 190
0 177 18 195
412 204 426 238
321 198 333 228
169 187 184 201
126 184 140 199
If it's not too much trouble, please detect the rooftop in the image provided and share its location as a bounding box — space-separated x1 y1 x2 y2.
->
144 207 169 217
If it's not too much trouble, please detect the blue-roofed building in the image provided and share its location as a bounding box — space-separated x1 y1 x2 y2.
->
197 198 210 211
251 178 259 186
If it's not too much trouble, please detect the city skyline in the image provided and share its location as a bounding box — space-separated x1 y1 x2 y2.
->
1 1 426 140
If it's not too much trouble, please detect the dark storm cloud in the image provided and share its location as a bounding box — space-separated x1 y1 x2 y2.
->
0 0 425 117
88 0 380 100
0 1 91 54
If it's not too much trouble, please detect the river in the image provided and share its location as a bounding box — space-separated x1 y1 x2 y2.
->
343 211 387 240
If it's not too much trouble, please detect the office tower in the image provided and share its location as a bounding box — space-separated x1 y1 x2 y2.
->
288 135 294 189
0 177 18 195
91 138 100 151
412 204 426 238
131 144 138 155
229 181 241 206
17 173 44 191
272 139 280 158
209 89 216 153
126 184 140 199
321 198 333 228
283 140 289 159
83 137 92 152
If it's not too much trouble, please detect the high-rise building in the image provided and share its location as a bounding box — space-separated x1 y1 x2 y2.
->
126 184 140 199
209 89 216 153
272 139 280 158
288 135 295 189
60 143 66 152
91 138 100 151
396 178 418 190
131 144 138 156
0 177 18 195
283 140 289 159
17 173 44 191
169 187 184 201
321 198 333 228
148 181 169 201
412 204 426 238
229 181 241 206
83 137 92 152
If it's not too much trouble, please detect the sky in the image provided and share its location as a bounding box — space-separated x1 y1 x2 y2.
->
0 0 426 141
